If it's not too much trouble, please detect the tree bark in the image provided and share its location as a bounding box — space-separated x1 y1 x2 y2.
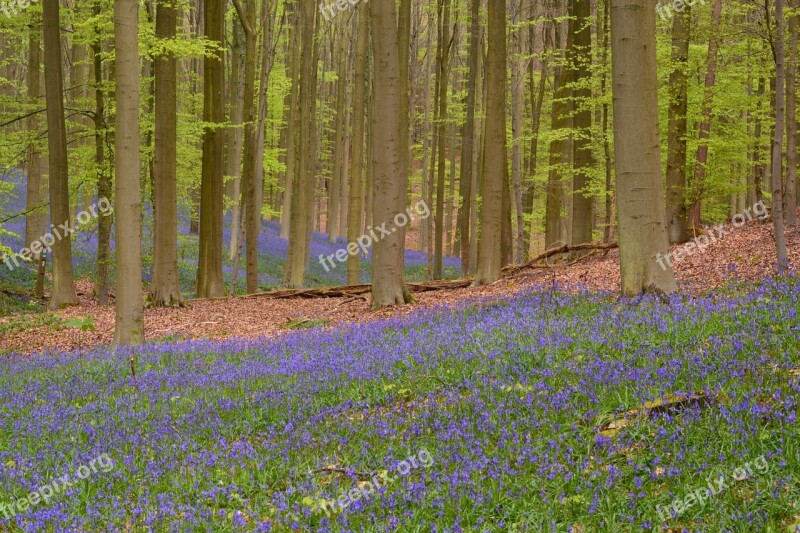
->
785 0 797 226
687 0 723 228
347 3 369 286
473 0 507 285
92 2 111 306
196 0 226 298
569 0 595 251
370 0 411 307
42 0 76 309
113 0 145 345
151 0 183 307
457 0 480 273
610 0 677 295
25 21 45 270
772 0 789 271
665 5 691 244
434 0 452 280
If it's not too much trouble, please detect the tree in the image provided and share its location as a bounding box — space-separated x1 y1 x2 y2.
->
473 0 507 285
687 0 723 228
665 4 691 244
570 0 595 249
25 17 45 299
370 0 411 307
772 0 789 272
785 0 797 226
196 0 225 298
457 0 481 274
150 0 183 307
610 0 676 295
42 0 76 309
347 3 369 286
113 0 144 345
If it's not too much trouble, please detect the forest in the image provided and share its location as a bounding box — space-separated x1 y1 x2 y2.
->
0 0 799 531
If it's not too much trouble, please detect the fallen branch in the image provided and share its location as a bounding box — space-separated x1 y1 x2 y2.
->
503 242 618 275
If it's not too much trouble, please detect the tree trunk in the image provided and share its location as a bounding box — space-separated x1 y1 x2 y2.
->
370 0 411 307
42 0 76 309
93 2 111 306
284 1 317 288
610 0 676 295
511 0 526 263
196 0 226 298
772 0 789 271
665 4 691 244
227 22 244 259
457 0 480 273
25 21 45 271
473 0 507 285
113 0 145 345
569 0 595 250
785 1 797 226
328 24 347 242
434 0 452 280
687 0 723 228
151 0 183 307
235 0 259 293
280 15 299 240
347 3 369 286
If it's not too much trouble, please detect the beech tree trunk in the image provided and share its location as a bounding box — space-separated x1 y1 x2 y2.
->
196 0 226 298
25 22 45 265
688 0 723 228
151 0 183 307
474 0 507 285
113 0 145 345
93 2 111 306
347 4 369 286
569 0 595 250
457 0 480 274
785 1 797 226
665 4 691 244
42 0 76 309
370 0 411 307
610 0 676 295
772 0 789 271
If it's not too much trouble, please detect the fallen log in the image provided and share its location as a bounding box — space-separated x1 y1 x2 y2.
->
503 242 618 275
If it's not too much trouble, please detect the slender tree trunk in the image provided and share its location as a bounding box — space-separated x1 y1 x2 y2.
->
610 0 676 295
25 21 45 274
665 4 691 244
434 0 451 280
772 0 789 271
511 0 526 263
688 0 723 228
151 0 183 307
457 0 480 273
570 0 595 249
42 0 76 309
114 0 144 345
196 0 226 298
474 0 507 285
347 3 369 286
227 23 244 259
599 0 614 243
280 15 299 240
370 0 411 307
785 0 797 226
284 1 317 288
328 24 347 242
93 2 111 306
234 0 259 293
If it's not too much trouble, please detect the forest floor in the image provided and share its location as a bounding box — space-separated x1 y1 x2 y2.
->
2 213 799 356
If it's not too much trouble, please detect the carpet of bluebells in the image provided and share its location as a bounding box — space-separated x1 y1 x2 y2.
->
1 276 799 532
0 170 459 303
